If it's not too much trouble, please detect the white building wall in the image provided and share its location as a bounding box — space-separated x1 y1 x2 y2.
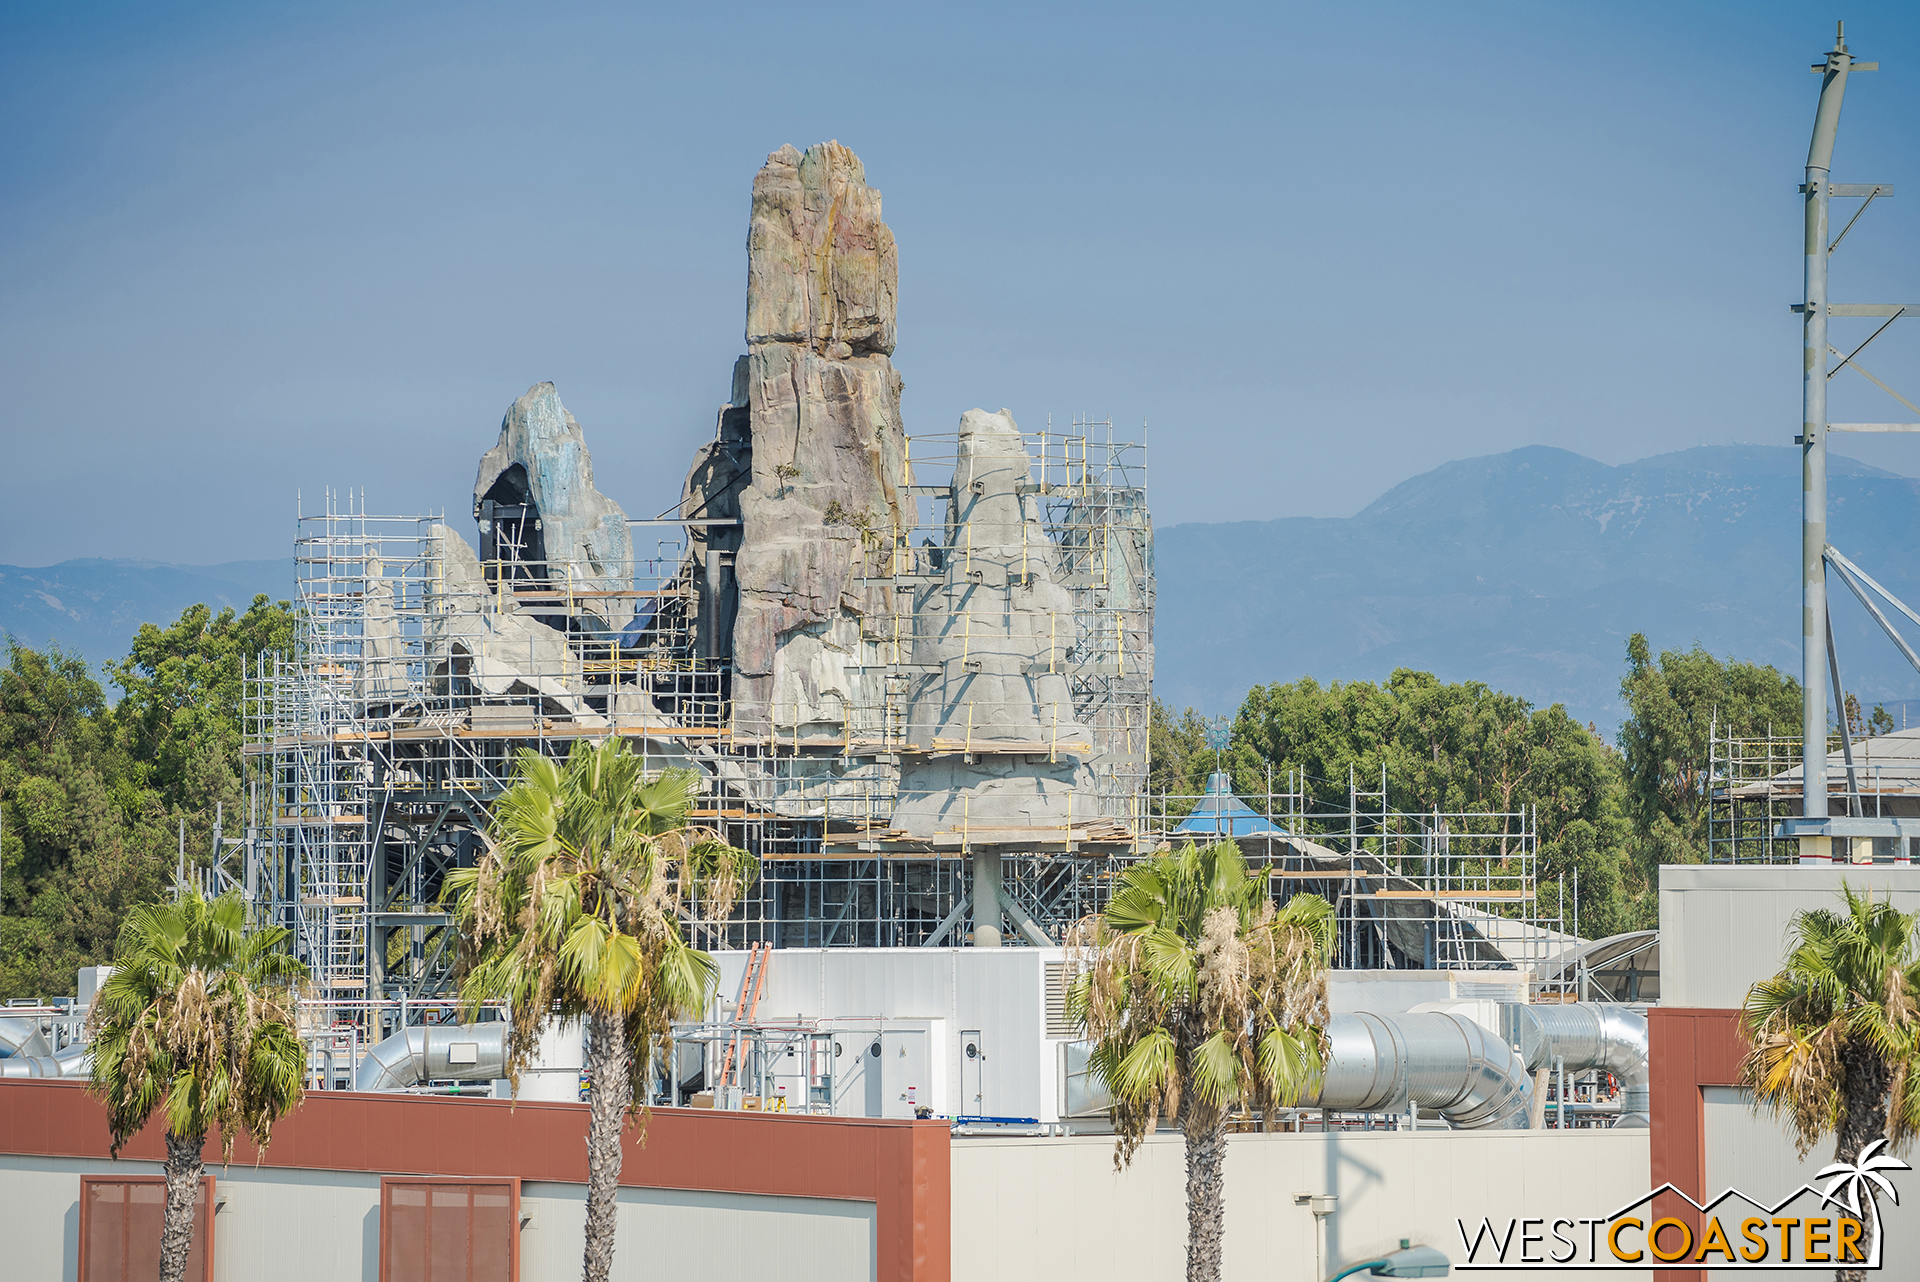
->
710 947 1063 1121
0 1153 380 1282
518 1182 873 1282
0 1153 873 1282
1701 1086 1917 1282
1660 865 1920 1008
1664 866 1920 1279
952 1129 1654 1282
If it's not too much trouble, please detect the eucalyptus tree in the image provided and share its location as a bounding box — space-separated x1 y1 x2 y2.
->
1068 839 1334 1282
447 740 753 1282
88 887 308 1282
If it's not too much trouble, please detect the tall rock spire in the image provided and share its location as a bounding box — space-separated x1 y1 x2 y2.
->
711 142 911 737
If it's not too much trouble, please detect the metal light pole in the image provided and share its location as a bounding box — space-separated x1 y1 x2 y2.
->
1799 25 1881 862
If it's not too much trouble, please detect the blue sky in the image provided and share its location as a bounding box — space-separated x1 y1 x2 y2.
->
4 1 1918 565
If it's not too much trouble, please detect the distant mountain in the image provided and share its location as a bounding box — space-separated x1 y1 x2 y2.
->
1153 445 1920 733
11 445 1920 734
0 558 294 679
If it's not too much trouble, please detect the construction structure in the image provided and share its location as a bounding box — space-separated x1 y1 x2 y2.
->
234 140 1566 1056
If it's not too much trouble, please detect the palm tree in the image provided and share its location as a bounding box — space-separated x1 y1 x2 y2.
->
446 739 753 1282
1067 839 1334 1282
1740 885 1920 1282
88 886 308 1282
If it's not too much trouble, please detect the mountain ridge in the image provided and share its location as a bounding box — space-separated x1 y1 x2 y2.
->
0 558 293 679
6 445 1917 733
1154 444 1920 731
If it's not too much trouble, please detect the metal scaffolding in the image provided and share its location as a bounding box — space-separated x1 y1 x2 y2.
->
243 419 1155 1033
244 412 1560 1045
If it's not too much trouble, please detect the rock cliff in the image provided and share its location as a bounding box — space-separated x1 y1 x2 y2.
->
702 142 912 737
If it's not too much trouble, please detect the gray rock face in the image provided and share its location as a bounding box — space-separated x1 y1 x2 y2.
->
425 524 602 723
890 409 1097 838
724 143 911 735
473 383 635 630
745 142 897 356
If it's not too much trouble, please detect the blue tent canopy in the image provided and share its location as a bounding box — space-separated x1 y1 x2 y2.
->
1173 772 1289 838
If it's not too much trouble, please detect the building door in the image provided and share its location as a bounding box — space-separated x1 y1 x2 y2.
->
863 1037 885 1117
961 1029 984 1117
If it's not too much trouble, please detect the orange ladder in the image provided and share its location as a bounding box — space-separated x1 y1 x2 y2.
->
717 942 770 1089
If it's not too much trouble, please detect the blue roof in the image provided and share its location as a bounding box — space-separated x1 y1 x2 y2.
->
1173 773 1289 837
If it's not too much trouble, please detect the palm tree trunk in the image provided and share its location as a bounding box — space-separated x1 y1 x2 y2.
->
582 1013 631 1282
1833 1045 1890 1282
1184 1111 1228 1282
159 1130 203 1282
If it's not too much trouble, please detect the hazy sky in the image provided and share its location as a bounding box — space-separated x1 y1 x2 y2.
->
5 2 1919 566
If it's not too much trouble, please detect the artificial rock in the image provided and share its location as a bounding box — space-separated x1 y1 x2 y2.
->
890 409 1097 838
716 142 911 736
474 383 635 630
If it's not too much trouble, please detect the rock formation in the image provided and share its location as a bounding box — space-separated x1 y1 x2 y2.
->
426 524 600 723
474 383 635 632
889 409 1098 838
691 142 911 737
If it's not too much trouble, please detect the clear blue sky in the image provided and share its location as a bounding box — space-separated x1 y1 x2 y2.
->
4 2 1918 565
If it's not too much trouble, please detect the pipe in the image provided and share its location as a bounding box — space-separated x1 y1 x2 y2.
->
1313 1012 1533 1130
0 1017 52 1060
1503 1003 1649 1128
0 1045 88 1079
972 850 1003 947
353 1021 508 1092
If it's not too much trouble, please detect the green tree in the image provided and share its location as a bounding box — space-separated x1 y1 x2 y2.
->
1232 669 1639 936
1740 887 1920 1280
88 886 308 1282
1617 634 1800 874
111 595 295 838
1068 841 1333 1282
1149 701 1216 811
446 740 754 1282
0 641 171 998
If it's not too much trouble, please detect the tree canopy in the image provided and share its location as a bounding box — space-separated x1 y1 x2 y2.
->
0 595 293 999
1150 640 1801 938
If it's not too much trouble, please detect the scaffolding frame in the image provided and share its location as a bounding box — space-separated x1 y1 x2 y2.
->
1708 718 1920 864
246 418 1560 1039
1146 765 1562 972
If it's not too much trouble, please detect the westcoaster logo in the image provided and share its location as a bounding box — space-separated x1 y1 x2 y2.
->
1455 1139 1907 1270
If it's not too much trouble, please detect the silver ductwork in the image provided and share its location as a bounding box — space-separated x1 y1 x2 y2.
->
0 1017 53 1061
353 1022 507 1091
1503 1003 1649 1128
1313 1011 1533 1130
0 1044 91 1079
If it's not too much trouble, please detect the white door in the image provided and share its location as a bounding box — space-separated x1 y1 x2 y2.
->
960 1029 984 1117
862 1036 885 1117
880 1030 928 1119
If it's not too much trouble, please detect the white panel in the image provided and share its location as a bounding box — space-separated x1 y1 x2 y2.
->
707 947 1060 1119
1701 1085 1918 1282
0 1153 876 1282
518 1181 875 1282
1660 866 1920 1008
0 1154 382 1282
953 1129 1654 1282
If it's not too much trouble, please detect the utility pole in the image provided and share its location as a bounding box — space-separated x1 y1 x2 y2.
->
1799 24 1880 862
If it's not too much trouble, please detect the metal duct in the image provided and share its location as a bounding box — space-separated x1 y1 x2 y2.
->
1313 1011 1533 1130
0 1045 88 1079
1503 1003 1649 1128
353 1022 507 1092
0 1017 52 1061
